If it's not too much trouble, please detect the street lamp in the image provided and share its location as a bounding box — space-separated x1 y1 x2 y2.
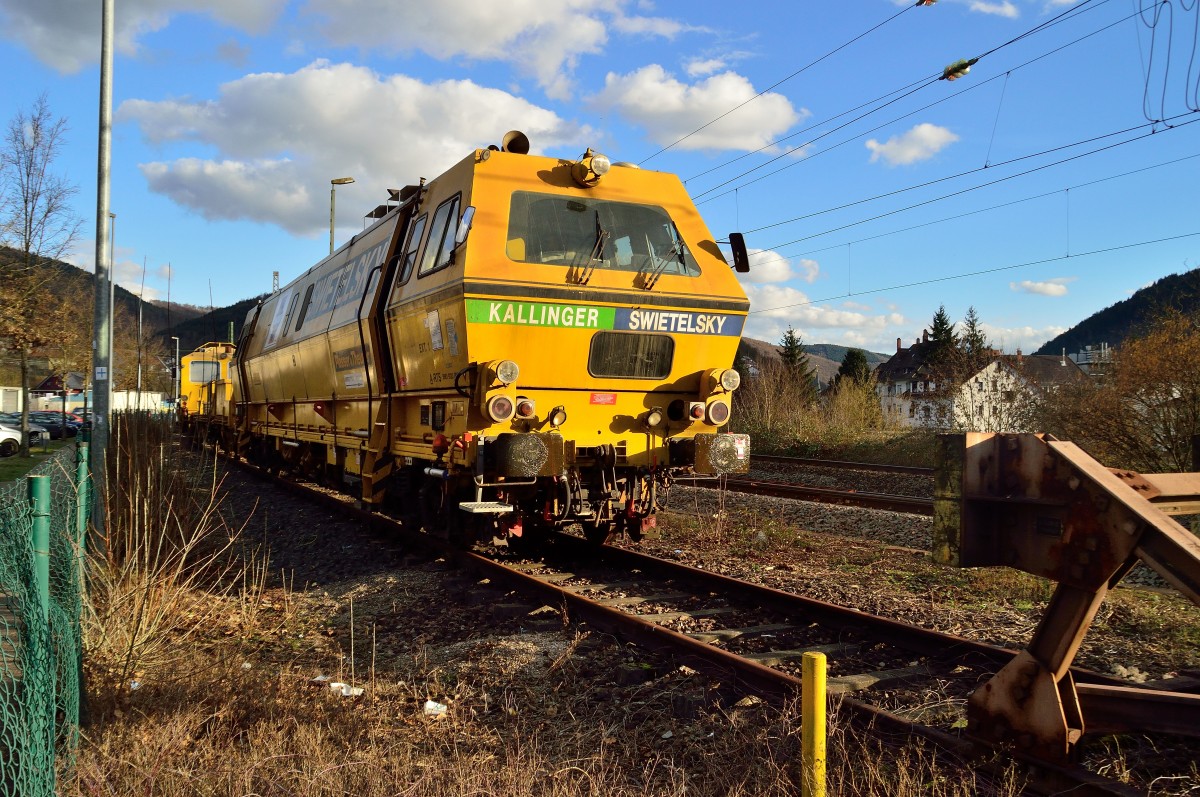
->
170 336 180 410
330 177 355 254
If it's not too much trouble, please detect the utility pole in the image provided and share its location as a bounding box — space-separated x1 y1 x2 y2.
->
170 336 180 408
91 0 114 547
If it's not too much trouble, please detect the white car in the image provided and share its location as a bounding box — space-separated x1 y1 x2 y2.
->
0 426 19 457
0 422 44 456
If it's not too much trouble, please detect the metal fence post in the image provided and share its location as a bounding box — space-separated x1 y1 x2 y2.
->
75 439 91 729
75 440 90 568
28 475 50 623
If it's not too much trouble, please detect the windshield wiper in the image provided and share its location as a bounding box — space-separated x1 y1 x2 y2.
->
578 210 608 285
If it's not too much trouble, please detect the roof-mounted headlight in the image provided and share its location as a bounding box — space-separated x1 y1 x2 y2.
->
571 148 611 187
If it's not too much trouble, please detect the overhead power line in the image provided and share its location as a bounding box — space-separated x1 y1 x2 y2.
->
747 111 1200 243
639 1 920 164
692 2 1138 204
741 151 1200 272
749 230 1200 315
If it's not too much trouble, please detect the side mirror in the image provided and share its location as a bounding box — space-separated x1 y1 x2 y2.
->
455 206 476 246
729 232 750 273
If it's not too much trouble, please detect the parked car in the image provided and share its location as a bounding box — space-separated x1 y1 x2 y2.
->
0 414 50 443
29 411 79 438
0 426 19 457
0 420 45 452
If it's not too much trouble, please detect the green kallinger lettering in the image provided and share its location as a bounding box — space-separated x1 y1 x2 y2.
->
467 299 615 330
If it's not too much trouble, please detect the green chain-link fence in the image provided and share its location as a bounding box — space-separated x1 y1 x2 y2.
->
0 443 87 796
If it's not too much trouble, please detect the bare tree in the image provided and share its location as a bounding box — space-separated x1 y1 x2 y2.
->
1037 312 1200 472
0 94 82 455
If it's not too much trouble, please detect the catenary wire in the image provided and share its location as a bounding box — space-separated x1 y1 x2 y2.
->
748 230 1200 314
745 110 1200 240
682 0 1116 195
638 2 918 164
740 151 1200 272
694 5 1141 204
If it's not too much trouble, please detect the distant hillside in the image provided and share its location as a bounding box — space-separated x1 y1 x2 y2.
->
1035 267 1200 355
804 343 889 368
156 296 265 354
736 337 869 386
0 246 224 339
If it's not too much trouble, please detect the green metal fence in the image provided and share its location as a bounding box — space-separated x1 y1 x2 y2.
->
0 443 87 796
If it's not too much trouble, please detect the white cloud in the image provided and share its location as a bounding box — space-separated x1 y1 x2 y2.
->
984 324 1068 354
216 39 251 68
1 0 696 98
866 123 959 166
300 0 691 99
969 1 1020 18
0 0 285 72
593 65 804 151
734 249 819 285
741 283 905 343
686 58 726 77
1009 277 1076 296
612 13 698 38
113 256 162 300
119 61 582 235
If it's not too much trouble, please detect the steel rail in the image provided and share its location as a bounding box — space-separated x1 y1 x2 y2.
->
752 454 934 476
680 475 936 515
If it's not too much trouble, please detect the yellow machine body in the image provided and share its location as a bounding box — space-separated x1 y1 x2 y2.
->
199 140 752 542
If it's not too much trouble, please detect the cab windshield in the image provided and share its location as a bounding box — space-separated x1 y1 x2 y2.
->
507 191 700 277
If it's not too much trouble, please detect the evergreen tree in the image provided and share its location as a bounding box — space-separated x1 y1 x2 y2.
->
777 326 818 402
927 305 959 370
836 348 871 386
960 305 991 370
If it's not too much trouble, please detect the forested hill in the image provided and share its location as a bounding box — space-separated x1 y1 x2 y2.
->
160 297 265 353
0 246 204 335
1035 267 1200 355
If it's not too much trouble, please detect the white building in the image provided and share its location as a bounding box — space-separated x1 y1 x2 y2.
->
875 333 1086 431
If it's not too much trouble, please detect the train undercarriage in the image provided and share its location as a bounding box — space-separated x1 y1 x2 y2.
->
182 411 745 548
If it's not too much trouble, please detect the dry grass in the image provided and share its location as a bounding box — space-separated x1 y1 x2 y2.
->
62 418 1029 796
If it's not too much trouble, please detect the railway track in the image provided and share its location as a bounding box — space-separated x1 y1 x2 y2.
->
240 459 1197 796
695 475 936 515
751 454 934 477
680 453 936 515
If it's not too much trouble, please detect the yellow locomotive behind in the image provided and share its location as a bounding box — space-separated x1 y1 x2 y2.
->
178 341 236 427
203 132 751 544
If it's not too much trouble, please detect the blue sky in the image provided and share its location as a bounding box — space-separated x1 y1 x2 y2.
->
2 0 1198 355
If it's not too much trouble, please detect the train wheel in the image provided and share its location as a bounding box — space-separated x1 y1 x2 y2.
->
506 514 550 557
582 519 616 545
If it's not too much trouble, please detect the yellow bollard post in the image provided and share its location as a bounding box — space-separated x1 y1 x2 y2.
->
802 651 827 797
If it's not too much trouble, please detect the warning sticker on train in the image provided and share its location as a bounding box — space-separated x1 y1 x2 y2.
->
465 299 743 336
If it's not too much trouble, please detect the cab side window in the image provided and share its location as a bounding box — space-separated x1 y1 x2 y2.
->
418 195 461 277
398 214 428 285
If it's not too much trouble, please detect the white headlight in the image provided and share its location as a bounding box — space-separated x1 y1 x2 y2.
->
495 360 520 385
719 369 741 391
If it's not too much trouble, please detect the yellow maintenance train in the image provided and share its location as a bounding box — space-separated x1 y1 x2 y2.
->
183 131 751 545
